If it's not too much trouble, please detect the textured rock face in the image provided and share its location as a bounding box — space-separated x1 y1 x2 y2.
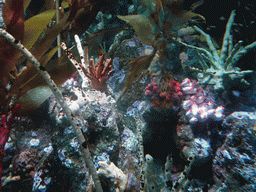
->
52 87 121 157
0 3 5 29
213 112 256 191
42 87 123 191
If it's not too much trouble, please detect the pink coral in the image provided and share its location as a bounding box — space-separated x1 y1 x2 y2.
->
181 78 225 123
145 77 225 123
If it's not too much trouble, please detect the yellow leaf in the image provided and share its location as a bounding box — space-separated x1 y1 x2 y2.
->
117 15 155 45
30 12 70 60
40 44 62 66
61 2 70 9
16 12 70 67
24 0 32 11
61 0 72 9
17 55 76 98
23 9 56 50
17 86 53 116
16 44 62 92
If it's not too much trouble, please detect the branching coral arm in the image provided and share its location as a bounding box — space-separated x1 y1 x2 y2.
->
0 28 103 192
220 10 236 66
225 40 243 69
89 58 96 77
96 55 105 79
228 34 233 55
229 41 256 69
173 37 215 67
192 26 220 66
101 58 114 78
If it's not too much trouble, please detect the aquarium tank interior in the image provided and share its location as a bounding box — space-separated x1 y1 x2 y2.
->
0 0 255 191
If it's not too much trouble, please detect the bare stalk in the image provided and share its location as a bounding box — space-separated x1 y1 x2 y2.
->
56 0 61 57
61 42 89 88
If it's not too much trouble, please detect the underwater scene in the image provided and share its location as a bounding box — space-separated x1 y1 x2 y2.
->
0 0 255 191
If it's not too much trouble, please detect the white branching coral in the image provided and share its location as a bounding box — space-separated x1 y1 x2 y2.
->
178 10 256 92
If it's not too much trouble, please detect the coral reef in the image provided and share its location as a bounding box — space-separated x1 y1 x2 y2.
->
0 0 256 192
145 76 225 124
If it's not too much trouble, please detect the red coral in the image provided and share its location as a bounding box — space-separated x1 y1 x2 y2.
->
81 54 114 90
0 103 20 190
145 80 182 108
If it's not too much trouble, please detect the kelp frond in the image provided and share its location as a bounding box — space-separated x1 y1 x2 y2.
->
117 49 157 102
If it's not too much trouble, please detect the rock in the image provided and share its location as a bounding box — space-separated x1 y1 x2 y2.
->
212 112 256 191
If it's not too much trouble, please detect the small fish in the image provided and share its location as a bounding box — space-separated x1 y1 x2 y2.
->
219 16 226 21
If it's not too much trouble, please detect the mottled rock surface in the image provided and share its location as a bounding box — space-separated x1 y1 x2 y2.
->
212 112 256 191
